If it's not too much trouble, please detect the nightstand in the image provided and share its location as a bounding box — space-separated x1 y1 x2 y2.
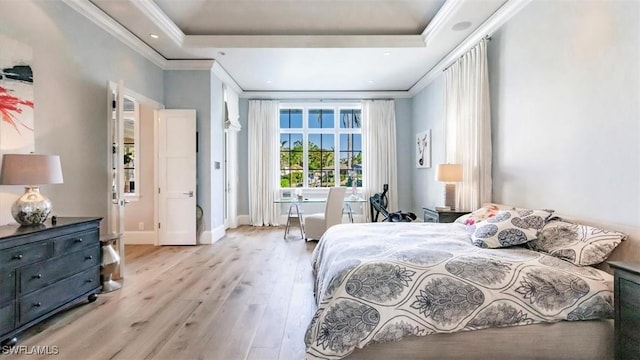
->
422 207 469 223
608 261 640 360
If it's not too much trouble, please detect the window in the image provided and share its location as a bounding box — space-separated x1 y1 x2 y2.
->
280 104 361 188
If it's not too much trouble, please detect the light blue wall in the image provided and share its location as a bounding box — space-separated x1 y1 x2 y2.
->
164 70 213 231
489 0 639 227
410 0 639 227
410 76 445 216
0 0 164 227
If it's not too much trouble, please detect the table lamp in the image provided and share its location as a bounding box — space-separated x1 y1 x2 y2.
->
0 154 64 226
435 163 462 210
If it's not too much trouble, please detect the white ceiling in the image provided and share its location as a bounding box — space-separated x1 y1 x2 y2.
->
85 0 509 93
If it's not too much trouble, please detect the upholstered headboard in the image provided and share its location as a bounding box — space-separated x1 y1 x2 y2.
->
493 204 640 274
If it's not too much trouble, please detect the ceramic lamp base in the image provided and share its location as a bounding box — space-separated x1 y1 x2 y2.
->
11 186 52 226
444 183 456 210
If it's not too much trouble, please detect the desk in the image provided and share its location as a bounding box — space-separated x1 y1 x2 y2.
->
275 197 366 238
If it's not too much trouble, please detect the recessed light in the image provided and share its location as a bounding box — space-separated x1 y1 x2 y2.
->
383 51 391 56
266 80 273 84
367 80 374 84
150 34 159 39
452 21 472 31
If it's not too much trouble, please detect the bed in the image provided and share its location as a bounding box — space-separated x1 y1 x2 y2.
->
304 207 637 360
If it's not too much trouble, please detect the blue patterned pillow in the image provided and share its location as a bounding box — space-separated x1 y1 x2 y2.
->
470 209 553 248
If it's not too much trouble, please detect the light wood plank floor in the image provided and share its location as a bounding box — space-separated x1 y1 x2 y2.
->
6 226 317 360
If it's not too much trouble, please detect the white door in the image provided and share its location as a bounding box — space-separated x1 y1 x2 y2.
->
108 81 127 278
158 109 197 245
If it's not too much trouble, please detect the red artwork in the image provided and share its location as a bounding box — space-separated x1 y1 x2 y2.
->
0 86 33 134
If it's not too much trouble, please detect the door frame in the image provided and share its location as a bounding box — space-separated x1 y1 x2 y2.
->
108 81 164 248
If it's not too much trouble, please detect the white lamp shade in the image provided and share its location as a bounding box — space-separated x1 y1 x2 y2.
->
436 163 462 182
0 154 64 185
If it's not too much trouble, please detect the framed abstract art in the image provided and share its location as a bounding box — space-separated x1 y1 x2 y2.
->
416 129 431 168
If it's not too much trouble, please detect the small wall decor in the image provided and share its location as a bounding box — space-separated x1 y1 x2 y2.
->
416 129 431 168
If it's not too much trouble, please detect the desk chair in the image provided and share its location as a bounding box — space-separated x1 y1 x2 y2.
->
305 187 347 241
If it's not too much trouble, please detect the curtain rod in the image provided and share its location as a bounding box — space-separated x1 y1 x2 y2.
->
442 35 492 73
247 98 395 102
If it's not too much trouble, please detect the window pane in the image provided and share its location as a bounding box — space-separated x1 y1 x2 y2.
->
280 109 302 129
340 133 361 152
290 109 302 128
290 133 303 150
280 110 289 129
321 134 334 151
280 133 304 188
339 109 361 129
308 109 334 129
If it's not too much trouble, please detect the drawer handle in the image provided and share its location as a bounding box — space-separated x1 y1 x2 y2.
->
75 238 84 243
85 255 93 260
33 302 41 307
13 254 23 260
32 274 42 279
85 279 93 283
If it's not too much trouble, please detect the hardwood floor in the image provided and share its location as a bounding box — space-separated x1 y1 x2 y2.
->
5 226 317 360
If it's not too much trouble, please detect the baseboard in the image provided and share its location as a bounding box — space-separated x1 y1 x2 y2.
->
198 230 212 245
124 231 155 245
212 225 225 243
236 215 250 226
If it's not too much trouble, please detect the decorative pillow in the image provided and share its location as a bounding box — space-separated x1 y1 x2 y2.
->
529 219 627 266
455 203 501 226
470 209 553 248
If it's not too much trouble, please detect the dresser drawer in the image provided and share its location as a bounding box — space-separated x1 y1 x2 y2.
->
0 270 15 304
0 301 14 336
0 242 51 270
53 229 99 255
20 245 100 295
19 266 100 325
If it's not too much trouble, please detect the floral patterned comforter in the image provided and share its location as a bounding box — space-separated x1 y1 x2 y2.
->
304 222 614 359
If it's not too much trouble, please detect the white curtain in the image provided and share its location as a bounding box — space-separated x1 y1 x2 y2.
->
362 100 398 216
444 38 492 211
248 100 280 226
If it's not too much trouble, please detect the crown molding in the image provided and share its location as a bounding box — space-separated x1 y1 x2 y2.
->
163 60 242 94
421 0 465 45
409 0 532 96
184 35 426 48
164 60 214 70
129 0 185 46
240 90 412 100
212 62 242 94
61 0 167 69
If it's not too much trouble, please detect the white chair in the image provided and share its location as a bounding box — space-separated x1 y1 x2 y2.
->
305 187 347 241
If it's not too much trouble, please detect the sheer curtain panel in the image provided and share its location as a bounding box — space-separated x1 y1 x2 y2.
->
362 100 398 215
444 38 492 211
248 100 280 226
